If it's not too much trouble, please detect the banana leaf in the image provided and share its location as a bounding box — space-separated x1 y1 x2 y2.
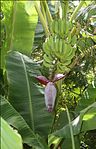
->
1 1 38 68
0 96 49 149
6 51 54 139
1 116 23 149
49 102 96 147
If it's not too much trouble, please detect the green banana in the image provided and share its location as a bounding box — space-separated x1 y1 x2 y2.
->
60 58 72 66
54 21 59 34
68 48 76 59
57 62 70 73
67 34 72 43
63 43 68 55
49 36 54 51
60 20 64 37
59 38 63 53
64 44 72 56
54 39 58 56
65 48 75 60
43 60 52 68
43 42 51 56
44 54 52 63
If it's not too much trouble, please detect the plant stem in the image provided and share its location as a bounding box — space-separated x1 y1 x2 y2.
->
40 1 47 23
61 0 69 34
70 1 85 22
34 2 50 37
43 1 53 25
9 1 17 50
71 23 81 36
65 105 75 149
61 1 69 21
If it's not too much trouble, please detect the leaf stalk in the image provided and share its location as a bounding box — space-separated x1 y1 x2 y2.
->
34 2 50 37
70 1 85 22
65 105 75 149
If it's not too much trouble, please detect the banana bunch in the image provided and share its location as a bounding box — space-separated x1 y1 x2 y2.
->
43 35 77 73
50 19 73 38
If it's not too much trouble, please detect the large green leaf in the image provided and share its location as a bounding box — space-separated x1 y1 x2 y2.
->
49 102 96 147
76 85 96 112
6 51 54 138
1 117 23 149
0 96 48 148
76 3 96 22
1 1 38 68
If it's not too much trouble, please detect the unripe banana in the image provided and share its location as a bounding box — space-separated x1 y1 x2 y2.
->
58 19 61 35
43 42 50 56
43 60 52 68
54 37 58 52
49 36 54 51
59 20 64 37
60 58 72 65
67 34 71 43
57 62 70 73
44 54 52 63
59 39 63 53
63 43 68 55
54 21 59 34
66 45 74 58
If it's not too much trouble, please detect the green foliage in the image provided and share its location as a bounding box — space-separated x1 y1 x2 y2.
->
49 102 96 148
1 1 96 148
76 2 96 24
6 51 54 138
76 84 96 112
1 116 23 149
0 96 48 148
1 1 38 68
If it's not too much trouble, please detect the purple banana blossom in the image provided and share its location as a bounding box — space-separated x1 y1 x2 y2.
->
36 74 65 112
45 82 57 112
36 76 49 85
53 74 65 82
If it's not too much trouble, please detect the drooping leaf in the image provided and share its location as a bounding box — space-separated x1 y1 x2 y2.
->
6 51 54 138
1 1 38 68
11 1 38 54
61 136 80 149
76 3 96 22
82 106 96 131
76 85 96 112
1 116 23 149
25 1 40 16
0 96 48 149
49 102 96 147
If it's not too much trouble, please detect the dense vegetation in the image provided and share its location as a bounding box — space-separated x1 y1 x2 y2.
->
0 1 96 149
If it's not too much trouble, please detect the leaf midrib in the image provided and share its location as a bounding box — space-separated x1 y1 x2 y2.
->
20 53 34 131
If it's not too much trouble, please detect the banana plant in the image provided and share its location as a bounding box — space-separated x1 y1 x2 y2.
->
25 1 88 83
1 1 96 149
24 1 96 148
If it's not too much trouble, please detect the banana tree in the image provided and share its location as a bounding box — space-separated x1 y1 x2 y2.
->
1 0 96 149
